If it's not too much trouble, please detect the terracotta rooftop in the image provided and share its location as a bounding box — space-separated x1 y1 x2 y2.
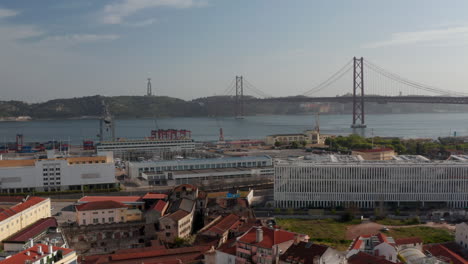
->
150 200 168 213
238 226 305 249
0 197 47 222
173 184 198 192
0 243 74 264
76 200 127 211
142 192 167 200
0 196 25 204
348 251 398 264
165 209 189 221
205 214 240 235
4 217 57 243
78 196 143 204
279 242 329 264
424 244 468 264
395 237 423 246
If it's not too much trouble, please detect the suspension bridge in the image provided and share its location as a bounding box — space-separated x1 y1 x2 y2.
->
220 57 468 128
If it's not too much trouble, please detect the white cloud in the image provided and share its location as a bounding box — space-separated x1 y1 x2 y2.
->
0 7 18 18
364 26 468 48
126 18 157 27
44 34 120 43
101 0 205 25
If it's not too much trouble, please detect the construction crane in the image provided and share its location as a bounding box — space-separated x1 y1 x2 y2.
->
99 99 115 142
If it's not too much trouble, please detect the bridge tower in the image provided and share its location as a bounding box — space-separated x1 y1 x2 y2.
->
351 57 366 128
147 78 152 96
235 76 244 119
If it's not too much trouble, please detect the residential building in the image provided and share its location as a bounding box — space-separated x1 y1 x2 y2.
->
456 222 468 249
0 244 77 264
75 200 141 226
352 148 396 160
0 151 116 193
398 247 447 264
204 238 237 264
424 244 468 264
348 251 397 264
145 200 168 224
347 233 398 263
2 217 65 252
170 184 199 201
279 241 346 264
77 196 145 210
0 197 51 242
157 198 196 243
81 245 210 264
395 237 423 251
275 155 468 209
236 226 309 264
200 214 241 245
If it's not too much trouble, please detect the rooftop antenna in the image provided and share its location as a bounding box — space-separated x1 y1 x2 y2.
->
147 78 152 96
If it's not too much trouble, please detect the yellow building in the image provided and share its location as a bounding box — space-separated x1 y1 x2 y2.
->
0 196 51 242
266 130 324 146
352 148 396 161
75 200 142 226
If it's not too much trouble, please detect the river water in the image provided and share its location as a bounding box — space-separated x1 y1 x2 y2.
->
0 113 467 144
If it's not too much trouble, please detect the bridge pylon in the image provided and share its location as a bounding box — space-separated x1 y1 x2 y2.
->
235 76 244 119
351 57 366 128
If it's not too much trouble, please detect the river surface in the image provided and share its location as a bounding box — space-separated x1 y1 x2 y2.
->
0 113 467 144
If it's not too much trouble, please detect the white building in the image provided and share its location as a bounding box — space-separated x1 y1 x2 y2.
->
128 156 273 185
0 151 116 193
455 222 468 250
275 155 468 209
96 139 196 160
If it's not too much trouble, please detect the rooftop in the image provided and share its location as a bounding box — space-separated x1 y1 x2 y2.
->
141 192 167 200
150 200 168 213
279 241 329 264
348 251 396 264
238 226 306 249
395 237 422 246
76 200 127 211
164 209 190 221
78 196 143 204
204 214 240 235
424 244 468 264
0 244 74 264
3 217 57 243
0 197 47 222
129 155 271 165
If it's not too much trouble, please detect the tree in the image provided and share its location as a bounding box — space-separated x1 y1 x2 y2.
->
291 141 299 149
300 141 307 147
274 141 281 147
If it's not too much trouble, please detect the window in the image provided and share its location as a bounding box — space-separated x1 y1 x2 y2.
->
93 218 99 224
83 219 86 225
109 217 114 222
102 218 105 223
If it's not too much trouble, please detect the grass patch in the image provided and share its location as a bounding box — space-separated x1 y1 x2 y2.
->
275 218 358 250
388 226 454 244
375 217 420 226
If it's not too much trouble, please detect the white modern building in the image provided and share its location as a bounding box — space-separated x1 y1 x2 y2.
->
129 155 273 178
0 151 116 193
96 139 196 160
275 155 468 209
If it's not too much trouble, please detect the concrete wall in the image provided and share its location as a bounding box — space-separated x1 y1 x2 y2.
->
456 223 468 250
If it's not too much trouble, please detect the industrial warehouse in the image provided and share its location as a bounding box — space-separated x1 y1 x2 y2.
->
274 155 468 209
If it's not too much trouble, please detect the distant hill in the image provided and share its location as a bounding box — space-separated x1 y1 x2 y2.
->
1 95 468 119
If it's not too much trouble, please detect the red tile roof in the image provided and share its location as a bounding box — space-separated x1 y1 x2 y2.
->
151 200 168 213
76 200 127 211
0 243 74 264
164 209 189 221
4 217 57 243
173 184 197 192
279 242 329 264
0 196 25 203
78 196 143 204
205 214 240 235
395 237 422 246
348 252 398 264
238 226 302 249
424 244 468 264
142 193 168 200
0 197 47 222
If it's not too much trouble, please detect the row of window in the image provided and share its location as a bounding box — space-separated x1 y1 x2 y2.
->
139 161 269 173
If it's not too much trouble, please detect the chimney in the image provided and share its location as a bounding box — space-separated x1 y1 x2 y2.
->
48 245 53 255
256 227 263 243
37 245 43 255
29 238 34 248
25 251 30 256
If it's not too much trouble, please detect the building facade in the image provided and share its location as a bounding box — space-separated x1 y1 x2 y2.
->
456 222 468 250
266 130 324 146
0 197 51 242
0 151 116 193
275 155 468 209
75 200 142 226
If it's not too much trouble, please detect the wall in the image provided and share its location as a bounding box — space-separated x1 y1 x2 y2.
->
456 223 468 250
0 198 51 242
76 207 127 226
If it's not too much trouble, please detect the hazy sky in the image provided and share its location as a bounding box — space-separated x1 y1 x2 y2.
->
1 0 468 102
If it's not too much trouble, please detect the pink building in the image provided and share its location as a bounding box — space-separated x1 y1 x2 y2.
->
76 200 128 226
236 226 308 264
